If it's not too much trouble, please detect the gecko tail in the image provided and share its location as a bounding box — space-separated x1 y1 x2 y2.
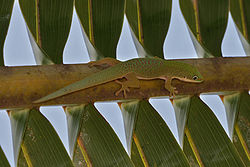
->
33 86 77 103
33 64 123 104
33 76 116 104
33 97 52 104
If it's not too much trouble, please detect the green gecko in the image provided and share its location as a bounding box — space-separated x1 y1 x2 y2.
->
34 57 204 103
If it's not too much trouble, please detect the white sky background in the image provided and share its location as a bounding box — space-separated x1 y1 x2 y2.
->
0 0 246 166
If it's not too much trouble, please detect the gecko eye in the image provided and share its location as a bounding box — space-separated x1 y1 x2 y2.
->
193 75 198 80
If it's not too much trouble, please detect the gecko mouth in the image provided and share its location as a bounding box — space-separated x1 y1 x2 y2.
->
175 77 204 83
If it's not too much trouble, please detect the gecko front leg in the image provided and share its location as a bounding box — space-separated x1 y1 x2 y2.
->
164 77 178 97
115 73 140 98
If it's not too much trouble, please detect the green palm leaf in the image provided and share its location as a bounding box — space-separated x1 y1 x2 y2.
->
0 0 14 66
120 100 190 166
9 108 73 166
75 0 125 60
222 92 250 165
19 0 73 64
0 146 10 167
179 96 244 166
180 0 229 57
126 0 172 58
66 104 133 166
230 0 250 55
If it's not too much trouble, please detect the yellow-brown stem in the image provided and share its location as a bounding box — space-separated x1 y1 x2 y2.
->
0 57 249 109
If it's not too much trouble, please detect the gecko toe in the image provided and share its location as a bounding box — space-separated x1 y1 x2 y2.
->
115 89 122 96
123 90 127 98
115 80 122 84
115 84 129 98
169 88 178 98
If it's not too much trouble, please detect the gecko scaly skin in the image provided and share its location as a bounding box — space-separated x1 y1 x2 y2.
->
34 58 204 103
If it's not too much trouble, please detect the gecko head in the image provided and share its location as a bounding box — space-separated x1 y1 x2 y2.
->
175 63 204 83
185 67 204 83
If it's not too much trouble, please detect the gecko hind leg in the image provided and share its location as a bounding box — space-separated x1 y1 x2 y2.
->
88 58 120 69
115 73 140 98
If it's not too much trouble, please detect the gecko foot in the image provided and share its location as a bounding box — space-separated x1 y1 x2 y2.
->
115 80 130 98
169 87 178 97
